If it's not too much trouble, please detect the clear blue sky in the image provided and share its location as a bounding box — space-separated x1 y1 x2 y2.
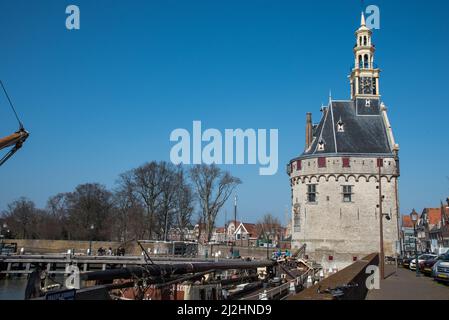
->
1 0 448 226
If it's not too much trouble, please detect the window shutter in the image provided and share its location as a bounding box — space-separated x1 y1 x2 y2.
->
296 160 302 171
342 157 350 168
318 157 326 168
377 158 384 167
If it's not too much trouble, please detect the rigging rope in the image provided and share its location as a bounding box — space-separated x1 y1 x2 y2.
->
0 80 24 129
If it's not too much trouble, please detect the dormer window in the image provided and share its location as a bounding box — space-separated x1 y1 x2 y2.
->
318 139 325 151
337 119 345 132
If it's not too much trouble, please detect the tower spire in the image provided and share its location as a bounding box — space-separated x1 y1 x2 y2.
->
361 11 366 26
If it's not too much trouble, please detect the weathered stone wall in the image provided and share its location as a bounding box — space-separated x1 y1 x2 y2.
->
290 156 399 270
288 253 379 300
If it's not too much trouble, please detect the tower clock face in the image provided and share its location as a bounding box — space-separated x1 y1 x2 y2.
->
359 77 373 94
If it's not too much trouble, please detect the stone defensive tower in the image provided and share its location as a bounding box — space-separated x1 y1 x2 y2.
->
288 12 400 270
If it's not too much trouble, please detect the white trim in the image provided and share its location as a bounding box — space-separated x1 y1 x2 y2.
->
313 107 329 154
330 101 338 153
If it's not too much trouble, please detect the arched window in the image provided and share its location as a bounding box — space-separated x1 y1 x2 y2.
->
364 54 369 68
363 36 367 46
359 36 362 46
358 55 362 68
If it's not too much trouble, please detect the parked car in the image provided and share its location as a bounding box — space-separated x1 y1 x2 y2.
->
402 257 412 268
433 253 449 283
410 254 438 270
420 255 444 276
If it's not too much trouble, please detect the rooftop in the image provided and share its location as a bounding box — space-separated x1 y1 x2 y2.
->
299 99 394 159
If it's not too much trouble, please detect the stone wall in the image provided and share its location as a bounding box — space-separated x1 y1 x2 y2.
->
289 156 400 270
288 253 379 300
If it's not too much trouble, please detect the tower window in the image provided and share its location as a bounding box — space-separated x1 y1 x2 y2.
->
364 54 369 68
363 36 367 46
342 157 351 168
317 139 325 151
296 160 302 171
342 185 353 203
307 184 317 203
377 158 384 168
318 157 326 168
337 119 345 132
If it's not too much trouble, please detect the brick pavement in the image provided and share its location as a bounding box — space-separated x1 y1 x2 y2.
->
366 265 449 300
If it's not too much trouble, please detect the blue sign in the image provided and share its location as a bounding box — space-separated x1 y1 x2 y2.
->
45 289 76 300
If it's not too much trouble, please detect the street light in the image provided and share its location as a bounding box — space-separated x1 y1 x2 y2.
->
410 209 420 277
89 224 94 256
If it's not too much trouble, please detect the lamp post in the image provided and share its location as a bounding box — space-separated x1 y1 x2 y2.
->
265 228 269 260
410 209 420 277
89 224 94 256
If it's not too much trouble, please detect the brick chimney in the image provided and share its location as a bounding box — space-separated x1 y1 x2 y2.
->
305 112 313 150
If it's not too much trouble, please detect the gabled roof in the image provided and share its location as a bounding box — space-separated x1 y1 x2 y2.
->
235 222 259 238
214 227 226 234
300 100 393 158
421 208 442 226
402 215 413 228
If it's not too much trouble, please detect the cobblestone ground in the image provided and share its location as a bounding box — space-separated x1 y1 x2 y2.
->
366 265 449 300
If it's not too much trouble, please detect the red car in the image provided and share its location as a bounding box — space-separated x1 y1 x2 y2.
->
420 255 443 276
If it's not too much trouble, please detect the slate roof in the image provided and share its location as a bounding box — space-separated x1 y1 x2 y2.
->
300 99 394 158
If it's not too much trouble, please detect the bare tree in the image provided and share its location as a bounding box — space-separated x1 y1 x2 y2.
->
47 193 70 239
2 197 38 239
256 213 283 245
132 162 166 239
113 170 149 241
155 162 179 240
173 170 194 240
190 164 241 242
65 183 113 241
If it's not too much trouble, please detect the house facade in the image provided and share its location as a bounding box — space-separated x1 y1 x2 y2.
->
401 215 416 257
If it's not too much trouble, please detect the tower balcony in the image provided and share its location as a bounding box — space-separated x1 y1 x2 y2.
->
350 62 379 72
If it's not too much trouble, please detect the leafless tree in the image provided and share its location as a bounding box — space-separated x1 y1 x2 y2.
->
190 164 241 242
64 183 114 241
113 171 143 242
132 162 166 239
173 170 194 240
155 162 179 240
256 213 283 244
46 193 70 239
2 197 38 239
